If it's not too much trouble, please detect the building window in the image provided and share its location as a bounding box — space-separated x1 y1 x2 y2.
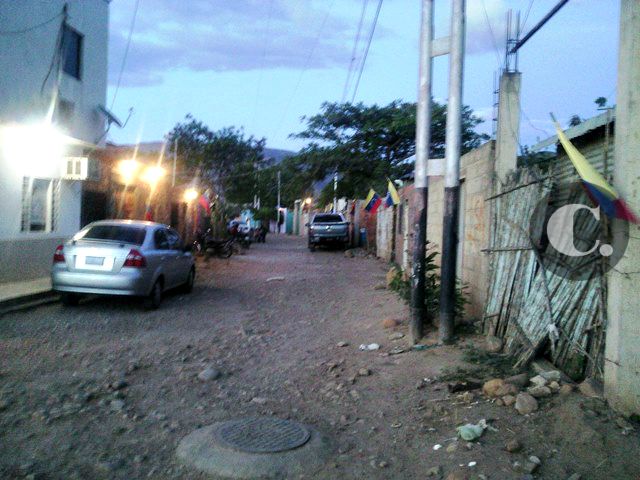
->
21 178 60 233
62 24 82 80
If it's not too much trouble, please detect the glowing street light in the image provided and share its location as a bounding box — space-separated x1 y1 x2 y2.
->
304 197 312 205
183 188 198 202
141 165 166 186
117 159 140 184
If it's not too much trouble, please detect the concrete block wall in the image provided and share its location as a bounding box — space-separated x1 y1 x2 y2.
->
393 141 495 320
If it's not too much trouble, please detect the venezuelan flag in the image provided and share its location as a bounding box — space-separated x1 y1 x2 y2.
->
364 188 382 214
553 118 638 224
385 179 401 208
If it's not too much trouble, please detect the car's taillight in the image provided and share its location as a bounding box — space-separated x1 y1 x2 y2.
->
123 249 146 268
53 244 65 263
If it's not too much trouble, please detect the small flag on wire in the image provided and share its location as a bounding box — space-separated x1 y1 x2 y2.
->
364 189 382 214
552 115 638 223
385 179 400 208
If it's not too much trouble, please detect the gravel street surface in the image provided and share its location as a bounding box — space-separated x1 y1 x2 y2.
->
1 236 639 479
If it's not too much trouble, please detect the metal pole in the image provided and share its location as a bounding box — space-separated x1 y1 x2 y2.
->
172 138 177 187
333 171 338 213
276 170 281 235
410 0 434 343
439 0 465 345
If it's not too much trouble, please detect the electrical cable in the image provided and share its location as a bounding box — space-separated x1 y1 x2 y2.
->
341 0 370 103
480 0 504 70
110 0 141 111
0 11 64 35
40 6 68 96
271 0 336 141
350 0 383 103
521 0 536 33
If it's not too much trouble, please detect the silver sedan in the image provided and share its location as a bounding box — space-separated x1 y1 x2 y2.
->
52 220 195 309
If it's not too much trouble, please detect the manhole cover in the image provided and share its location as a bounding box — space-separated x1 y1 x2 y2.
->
215 417 311 453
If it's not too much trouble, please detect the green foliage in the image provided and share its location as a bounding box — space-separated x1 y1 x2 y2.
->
169 114 269 205
594 97 607 108
568 114 583 127
439 346 517 382
281 100 488 203
388 245 468 322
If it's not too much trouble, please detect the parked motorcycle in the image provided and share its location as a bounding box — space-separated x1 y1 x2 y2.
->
193 229 234 258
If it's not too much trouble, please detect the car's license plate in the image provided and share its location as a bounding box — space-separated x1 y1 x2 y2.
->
85 256 104 266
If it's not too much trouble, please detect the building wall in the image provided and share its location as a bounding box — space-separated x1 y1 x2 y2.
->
0 1 109 283
390 141 495 320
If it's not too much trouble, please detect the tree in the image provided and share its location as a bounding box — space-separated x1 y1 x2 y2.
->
568 114 583 127
594 97 608 109
284 100 488 201
169 115 268 205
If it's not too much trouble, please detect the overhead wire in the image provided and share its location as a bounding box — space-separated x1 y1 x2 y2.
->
521 0 536 33
341 0 370 103
350 0 383 103
271 0 336 141
0 11 64 35
480 0 504 70
110 0 141 111
251 0 275 131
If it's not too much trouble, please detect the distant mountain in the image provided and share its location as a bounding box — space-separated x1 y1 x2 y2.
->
263 148 296 165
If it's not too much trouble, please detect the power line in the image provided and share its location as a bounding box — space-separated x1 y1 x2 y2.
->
0 11 64 35
521 0 536 32
110 0 141 111
271 0 336 141
251 0 275 130
480 0 503 70
350 0 383 103
341 0 369 103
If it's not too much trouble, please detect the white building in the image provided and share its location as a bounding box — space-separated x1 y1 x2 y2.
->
0 1 109 282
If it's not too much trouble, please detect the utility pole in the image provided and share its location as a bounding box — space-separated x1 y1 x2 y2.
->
439 0 465 344
276 170 281 234
172 138 178 187
410 0 435 343
333 171 338 213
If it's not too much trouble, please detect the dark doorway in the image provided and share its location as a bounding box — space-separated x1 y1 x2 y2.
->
81 190 108 227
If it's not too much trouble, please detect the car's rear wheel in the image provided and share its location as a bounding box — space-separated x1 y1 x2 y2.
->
144 279 163 310
308 243 316 252
182 268 195 293
60 292 80 306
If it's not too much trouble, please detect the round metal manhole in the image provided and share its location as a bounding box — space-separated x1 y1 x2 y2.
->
214 417 311 453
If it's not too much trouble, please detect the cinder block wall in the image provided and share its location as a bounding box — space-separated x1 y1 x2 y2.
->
394 141 495 320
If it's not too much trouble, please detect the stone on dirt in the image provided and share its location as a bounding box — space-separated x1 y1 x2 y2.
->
527 385 552 398
446 469 469 480
382 318 399 329
505 439 522 453
485 335 503 353
482 379 518 398
502 394 516 406
504 373 529 388
426 465 442 476
389 332 405 340
357 368 371 376
529 375 548 387
560 384 574 395
539 370 561 382
337 341 349 347
344 249 354 258
578 378 603 398
515 393 538 415
198 367 221 382
109 400 125 412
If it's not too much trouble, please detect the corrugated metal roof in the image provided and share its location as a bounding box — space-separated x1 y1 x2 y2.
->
531 108 615 152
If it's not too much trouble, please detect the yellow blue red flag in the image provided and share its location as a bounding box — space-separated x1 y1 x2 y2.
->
385 179 400 208
552 117 638 223
364 188 382 214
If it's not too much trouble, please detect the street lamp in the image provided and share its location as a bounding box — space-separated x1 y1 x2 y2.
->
183 188 198 202
1 122 66 175
141 165 166 186
304 197 312 206
117 159 140 184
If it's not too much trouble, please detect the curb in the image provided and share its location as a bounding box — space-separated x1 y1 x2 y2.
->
0 290 60 316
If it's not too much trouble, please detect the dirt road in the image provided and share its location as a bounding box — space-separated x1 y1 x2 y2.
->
1 236 638 479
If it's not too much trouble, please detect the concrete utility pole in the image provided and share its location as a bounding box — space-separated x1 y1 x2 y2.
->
411 0 435 343
276 170 281 234
333 171 338 213
439 0 465 344
605 0 640 415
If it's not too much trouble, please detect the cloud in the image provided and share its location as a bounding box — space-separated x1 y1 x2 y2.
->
109 0 356 87
465 0 507 56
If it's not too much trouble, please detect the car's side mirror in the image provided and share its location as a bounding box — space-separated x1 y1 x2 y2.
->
183 245 192 253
